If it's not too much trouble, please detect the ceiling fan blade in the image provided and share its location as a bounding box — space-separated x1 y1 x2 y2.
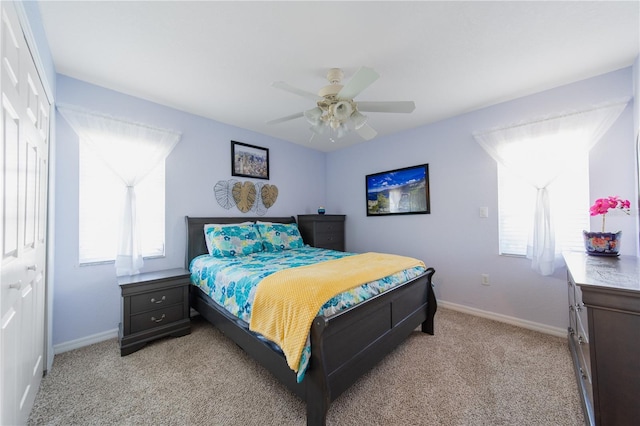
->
266 111 304 125
356 124 378 140
271 81 321 101
337 67 379 100
357 101 416 113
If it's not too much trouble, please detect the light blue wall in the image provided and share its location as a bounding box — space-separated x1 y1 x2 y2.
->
53 75 327 345
54 68 637 345
326 67 637 330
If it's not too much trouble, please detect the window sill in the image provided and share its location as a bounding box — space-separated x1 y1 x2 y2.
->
79 254 165 267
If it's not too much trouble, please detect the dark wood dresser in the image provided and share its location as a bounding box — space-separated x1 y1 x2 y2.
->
118 268 191 356
564 252 640 426
297 214 345 251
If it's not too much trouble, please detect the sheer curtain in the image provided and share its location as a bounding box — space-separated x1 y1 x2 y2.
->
58 104 181 276
473 99 628 275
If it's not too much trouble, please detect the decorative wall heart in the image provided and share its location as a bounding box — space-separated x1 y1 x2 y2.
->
214 179 238 210
261 184 278 208
232 181 257 213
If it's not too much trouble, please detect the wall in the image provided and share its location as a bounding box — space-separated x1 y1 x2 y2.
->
326 68 637 332
53 76 327 347
51 70 638 347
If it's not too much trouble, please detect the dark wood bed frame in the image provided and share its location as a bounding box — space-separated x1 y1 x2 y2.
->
185 216 437 425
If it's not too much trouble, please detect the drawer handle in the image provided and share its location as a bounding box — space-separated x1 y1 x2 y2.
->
27 264 37 271
9 280 22 290
151 314 166 323
150 296 166 304
578 335 585 345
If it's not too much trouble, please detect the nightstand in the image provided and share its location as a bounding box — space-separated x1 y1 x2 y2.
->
297 214 345 251
118 268 191 356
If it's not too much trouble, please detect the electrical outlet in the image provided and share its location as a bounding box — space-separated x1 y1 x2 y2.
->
481 274 490 286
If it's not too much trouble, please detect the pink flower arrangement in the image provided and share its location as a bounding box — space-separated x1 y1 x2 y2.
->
589 196 631 232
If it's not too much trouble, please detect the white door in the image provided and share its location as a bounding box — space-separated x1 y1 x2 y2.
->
1 1 50 424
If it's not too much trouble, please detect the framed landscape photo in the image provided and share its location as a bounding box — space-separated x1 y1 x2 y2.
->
366 164 430 216
231 141 269 180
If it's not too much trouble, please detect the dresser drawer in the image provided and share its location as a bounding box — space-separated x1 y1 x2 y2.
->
130 287 183 314
130 304 185 334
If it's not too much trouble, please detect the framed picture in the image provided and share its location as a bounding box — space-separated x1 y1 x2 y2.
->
231 141 269 180
366 164 430 216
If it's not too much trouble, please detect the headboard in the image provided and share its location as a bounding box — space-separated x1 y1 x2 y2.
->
184 216 297 268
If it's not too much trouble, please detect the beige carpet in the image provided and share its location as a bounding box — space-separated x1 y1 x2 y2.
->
28 308 584 425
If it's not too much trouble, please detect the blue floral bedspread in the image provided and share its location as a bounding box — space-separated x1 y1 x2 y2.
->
190 246 426 382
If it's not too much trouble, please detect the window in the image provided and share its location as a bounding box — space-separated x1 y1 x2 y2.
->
497 151 589 257
79 144 165 264
475 99 628 275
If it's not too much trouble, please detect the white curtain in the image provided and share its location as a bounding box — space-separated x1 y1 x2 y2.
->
58 104 181 276
473 98 628 275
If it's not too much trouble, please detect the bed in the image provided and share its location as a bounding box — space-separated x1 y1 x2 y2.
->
185 216 437 425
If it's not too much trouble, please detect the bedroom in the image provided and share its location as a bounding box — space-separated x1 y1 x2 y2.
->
2 1 639 425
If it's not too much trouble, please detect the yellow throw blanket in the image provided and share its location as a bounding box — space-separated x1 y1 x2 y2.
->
249 252 426 372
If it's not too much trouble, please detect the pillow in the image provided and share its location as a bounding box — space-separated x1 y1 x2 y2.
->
204 223 263 257
203 222 253 254
256 222 304 252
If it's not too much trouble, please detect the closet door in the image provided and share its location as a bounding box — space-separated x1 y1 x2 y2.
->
1 1 50 424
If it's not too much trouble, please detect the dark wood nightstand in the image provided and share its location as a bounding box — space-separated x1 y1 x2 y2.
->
118 268 191 356
297 214 345 251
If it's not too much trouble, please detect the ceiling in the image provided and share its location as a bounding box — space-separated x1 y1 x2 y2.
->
38 1 639 152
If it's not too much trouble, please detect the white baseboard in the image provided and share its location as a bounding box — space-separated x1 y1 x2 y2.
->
438 300 567 338
53 328 118 355
52 304 565 355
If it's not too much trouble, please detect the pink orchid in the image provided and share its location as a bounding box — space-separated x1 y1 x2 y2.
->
589 196 631 232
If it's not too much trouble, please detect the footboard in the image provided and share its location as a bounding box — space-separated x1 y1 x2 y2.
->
305 267 436 425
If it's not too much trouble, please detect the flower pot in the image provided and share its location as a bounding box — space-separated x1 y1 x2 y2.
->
583 230 622 256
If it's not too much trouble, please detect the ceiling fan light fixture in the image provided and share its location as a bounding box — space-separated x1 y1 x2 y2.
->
310 122 326 135
304 107 323 125
336 123 349 139
329 117 341 130
332 101 353 121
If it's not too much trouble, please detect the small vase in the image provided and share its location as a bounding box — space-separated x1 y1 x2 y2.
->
317 207 325 215
583 230 622 256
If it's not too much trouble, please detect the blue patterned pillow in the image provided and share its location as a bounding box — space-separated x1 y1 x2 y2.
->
256 222 304 251
204 224 263 257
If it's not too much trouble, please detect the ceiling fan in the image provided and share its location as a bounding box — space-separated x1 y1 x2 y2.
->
267 67 415 142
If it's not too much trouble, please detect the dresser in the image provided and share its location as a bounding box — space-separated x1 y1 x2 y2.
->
564 252 640 426
297 214 345 251
118 268 191 356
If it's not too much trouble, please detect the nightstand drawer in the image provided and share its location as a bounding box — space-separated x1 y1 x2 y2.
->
130 304 184 334
130 287 183 314
315 221 344 234
314 232 343 248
